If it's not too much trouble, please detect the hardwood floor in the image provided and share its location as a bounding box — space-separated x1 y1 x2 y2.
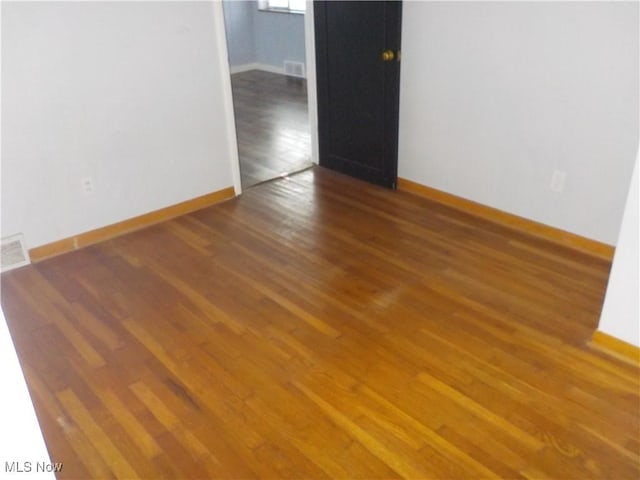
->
231 70 311 189
2 167 638 479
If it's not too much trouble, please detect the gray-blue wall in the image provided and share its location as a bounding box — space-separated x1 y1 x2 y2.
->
222 0 305 70
222 0 256 66
254 9 305 68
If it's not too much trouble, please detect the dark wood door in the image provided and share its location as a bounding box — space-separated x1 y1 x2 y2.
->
314 1 402 188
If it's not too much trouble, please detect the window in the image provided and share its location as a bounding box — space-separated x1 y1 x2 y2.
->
258 0 306 14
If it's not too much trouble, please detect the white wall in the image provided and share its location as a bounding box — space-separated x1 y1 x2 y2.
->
598 155 639 347
1 1 235 250
399 1 639 245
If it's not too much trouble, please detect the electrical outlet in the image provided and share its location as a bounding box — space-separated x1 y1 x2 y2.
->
81 177 94 194
550 170 566 193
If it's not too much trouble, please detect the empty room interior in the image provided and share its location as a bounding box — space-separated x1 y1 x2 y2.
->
0 1 638 479
222 0 312 188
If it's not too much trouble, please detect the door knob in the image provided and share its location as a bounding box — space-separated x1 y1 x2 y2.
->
382 50 395 62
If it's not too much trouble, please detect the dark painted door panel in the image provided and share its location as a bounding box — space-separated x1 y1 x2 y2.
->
314 1 402 188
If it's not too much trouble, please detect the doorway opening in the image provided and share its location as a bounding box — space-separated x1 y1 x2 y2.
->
222 0 314 189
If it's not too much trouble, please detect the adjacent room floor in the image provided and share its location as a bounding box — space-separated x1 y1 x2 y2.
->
2 167 638 479
231 69 312 189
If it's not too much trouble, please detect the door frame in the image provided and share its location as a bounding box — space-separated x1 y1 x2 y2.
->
215 0 319 196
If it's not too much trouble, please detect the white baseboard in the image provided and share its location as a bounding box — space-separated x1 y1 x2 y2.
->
229 62 304 78
229 62 261 74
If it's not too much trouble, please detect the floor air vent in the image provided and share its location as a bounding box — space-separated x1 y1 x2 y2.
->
284 61 305 78
1 234 31 272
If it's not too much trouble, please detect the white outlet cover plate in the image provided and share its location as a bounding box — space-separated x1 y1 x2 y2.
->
550 170 566 192
81 177 94 193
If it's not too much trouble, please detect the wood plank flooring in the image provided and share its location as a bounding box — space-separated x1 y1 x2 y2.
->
2 167 638 479
231 70 311 189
